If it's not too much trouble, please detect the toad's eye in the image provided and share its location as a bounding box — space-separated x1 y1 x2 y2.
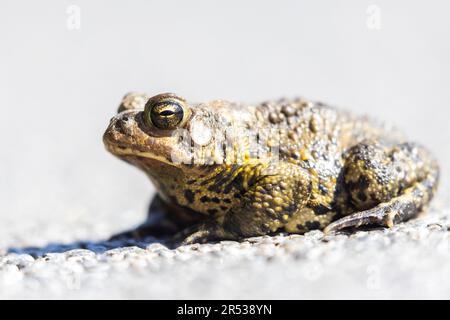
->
144 93 189 130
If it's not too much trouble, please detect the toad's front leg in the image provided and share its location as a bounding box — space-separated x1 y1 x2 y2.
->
176 164 313 245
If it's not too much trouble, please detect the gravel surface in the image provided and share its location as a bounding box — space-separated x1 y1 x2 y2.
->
1 199 449 299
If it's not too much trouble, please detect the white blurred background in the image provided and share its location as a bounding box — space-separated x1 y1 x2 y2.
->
1 0 449 245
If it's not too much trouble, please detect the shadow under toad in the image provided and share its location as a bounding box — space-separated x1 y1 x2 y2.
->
7 236 166 258
6 195 384 258
7 198 176 258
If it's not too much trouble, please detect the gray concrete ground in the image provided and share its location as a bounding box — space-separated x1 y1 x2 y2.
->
1 197 449 299
1 1 450 299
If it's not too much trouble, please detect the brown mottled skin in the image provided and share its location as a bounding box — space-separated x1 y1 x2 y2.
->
103 92 440 244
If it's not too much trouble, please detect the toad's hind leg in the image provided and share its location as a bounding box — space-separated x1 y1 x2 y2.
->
324 141 439 233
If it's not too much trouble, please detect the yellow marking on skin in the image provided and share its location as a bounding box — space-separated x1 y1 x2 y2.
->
300 149 310 161
273 197 284 205
386 212 395 228
284 208 336 233
267 219 283 232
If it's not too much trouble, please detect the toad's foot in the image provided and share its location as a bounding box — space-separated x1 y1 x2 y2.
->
172 221 239 246
323 205 394 234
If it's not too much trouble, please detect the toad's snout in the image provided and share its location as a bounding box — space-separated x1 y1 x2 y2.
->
103 111 141 149
111 114 132 135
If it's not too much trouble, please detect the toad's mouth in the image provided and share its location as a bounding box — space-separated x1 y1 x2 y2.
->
104 142 179 168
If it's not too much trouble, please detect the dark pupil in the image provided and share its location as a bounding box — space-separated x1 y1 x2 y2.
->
151 102 183 129
159 110 175 116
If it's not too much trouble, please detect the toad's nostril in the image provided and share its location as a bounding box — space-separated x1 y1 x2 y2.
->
114 119 127 135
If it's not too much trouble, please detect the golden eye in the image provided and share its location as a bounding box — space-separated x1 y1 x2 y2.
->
144 93 188 130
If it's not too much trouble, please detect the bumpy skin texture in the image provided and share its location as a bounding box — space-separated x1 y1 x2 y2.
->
103 92 440 244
